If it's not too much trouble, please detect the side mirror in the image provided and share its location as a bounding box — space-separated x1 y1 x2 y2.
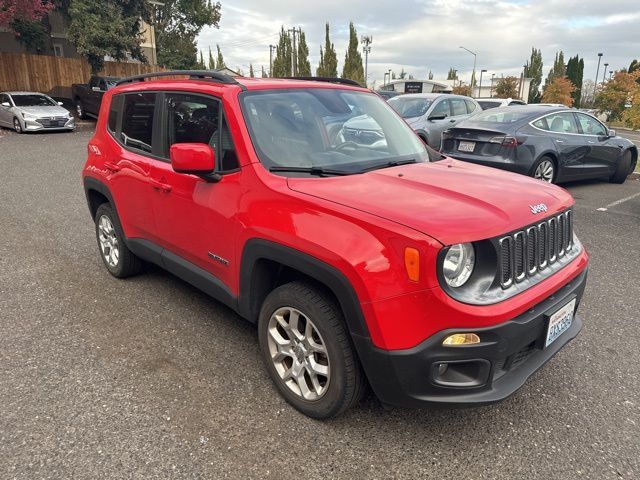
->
608 129 616 138
1 102 9 107
57 101 64 106
170 143 218 180
428 113 447 121
91 86 102 92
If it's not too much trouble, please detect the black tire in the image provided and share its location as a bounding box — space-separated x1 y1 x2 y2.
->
258 281 366 419
75 99 87 120
94 203 142 278
530 155 556 183
13 117 23 134
609 150 633 184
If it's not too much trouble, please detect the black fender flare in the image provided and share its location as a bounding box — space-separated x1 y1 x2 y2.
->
83 176 116 220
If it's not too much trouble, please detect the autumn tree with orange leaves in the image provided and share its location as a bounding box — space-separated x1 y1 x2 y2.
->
542 76 576 106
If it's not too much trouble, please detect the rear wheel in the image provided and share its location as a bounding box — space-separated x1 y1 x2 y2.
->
13 117 23 134
531 156 556 183
258 281 366 419
94 203 142 278
609 150 633 184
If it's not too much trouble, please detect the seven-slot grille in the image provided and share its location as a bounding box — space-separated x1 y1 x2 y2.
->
35 116 68 128
499 210 573 288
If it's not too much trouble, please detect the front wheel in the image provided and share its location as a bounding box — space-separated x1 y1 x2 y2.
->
13 117 23 134
258 282 366 419
94 203 142 278
609 150 633 184
531 156 556 183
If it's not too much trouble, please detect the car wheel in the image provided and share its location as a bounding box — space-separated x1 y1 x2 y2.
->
75 99 86 120
94 203 142 278
609 150 633 184
258 281 366 419
531 156 556 183
13 117 23 134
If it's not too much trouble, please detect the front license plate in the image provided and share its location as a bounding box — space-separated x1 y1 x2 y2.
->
545 298 576 348
458 141 476 152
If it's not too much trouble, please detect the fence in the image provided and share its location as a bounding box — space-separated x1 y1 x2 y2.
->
0 52 167 98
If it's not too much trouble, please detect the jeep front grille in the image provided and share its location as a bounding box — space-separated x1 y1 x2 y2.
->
498 210 574 289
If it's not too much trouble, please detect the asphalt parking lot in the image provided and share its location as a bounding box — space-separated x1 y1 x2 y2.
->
1 128 639 479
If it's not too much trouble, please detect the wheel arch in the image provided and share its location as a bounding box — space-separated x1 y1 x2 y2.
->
83 176 115 220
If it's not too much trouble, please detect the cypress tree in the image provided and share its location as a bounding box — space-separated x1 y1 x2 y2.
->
341 22 364 84
215 44 225 69
272 27 292 77
566 54 584 107
208 47 215 70
317 23 337 77
524 47 543 103
297 30 311 76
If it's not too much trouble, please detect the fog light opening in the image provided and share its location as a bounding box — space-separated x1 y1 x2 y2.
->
442 333 481 346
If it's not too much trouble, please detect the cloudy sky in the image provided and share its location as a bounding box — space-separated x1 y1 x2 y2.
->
197 0 638 87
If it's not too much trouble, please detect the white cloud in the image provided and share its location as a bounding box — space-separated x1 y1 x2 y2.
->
196 0 637 87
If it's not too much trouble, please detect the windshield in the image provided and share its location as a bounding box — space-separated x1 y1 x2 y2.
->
387 97 433 118
467 109 532 124
11 94 57 107
240 89 431 175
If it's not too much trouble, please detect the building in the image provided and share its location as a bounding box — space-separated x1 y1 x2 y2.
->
0 10 158 65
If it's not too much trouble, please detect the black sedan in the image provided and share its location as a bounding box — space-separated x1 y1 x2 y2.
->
441 106 637 184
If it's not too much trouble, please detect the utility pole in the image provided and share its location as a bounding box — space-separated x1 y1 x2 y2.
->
594 53 603 102
490 73 495 97
361 35 372 87
269 44 276 77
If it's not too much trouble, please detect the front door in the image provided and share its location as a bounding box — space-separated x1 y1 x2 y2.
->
149 91 242 290
0 94 12 126
427 99 452 149
574 112 620 177
533 112 587 180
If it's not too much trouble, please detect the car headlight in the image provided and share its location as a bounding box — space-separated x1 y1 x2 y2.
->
22 112 37 120
443 243 475 287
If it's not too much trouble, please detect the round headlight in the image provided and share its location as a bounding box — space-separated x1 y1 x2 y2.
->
443 243 475 288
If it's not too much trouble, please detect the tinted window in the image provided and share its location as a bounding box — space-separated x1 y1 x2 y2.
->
471 109 531 123
215 116 239 171
107 95 120 133
576 113 607 136
166 93 219 146
0 94 8 105
121 92 156 153
465 99 477 114
387 97 432 118
11 94 57 107
431 99 450 117
478 100 501 110
451 98 467 116
536 112 578 134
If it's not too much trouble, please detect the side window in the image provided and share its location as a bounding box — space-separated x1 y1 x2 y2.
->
120 92 156 153
431 99 450 118
0 94 7 105
541 113 578 134
576 113 607 136
99 80 107 91
107 95 121 133
451 98 467 116
465 99 477 114
532 117 549 130
214 116 239 171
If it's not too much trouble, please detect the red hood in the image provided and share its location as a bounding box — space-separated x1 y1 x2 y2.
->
287 159 574 245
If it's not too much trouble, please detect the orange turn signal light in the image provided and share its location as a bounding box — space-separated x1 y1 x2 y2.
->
442 333 481 346
404 247 420 282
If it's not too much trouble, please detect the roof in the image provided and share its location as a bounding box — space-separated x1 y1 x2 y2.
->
3 91 50 95
388 92 471 100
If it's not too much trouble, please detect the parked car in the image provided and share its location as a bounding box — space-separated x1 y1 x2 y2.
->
376 90 400 101
83 72 589 419
72 75 120 119
477 98 527 110
387 93 481 148
0 91 75 133
441 106 637 184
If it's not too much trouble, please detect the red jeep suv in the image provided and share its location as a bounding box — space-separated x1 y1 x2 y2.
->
82 72 589 419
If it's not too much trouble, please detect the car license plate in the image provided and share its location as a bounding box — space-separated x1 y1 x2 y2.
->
458 141 475 152
545 298 576 348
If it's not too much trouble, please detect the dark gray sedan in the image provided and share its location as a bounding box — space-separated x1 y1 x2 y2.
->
441 106 637 184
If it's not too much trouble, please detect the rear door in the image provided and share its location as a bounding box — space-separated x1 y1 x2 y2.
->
574 112 620 177
531 112 586 179
87 76 102 116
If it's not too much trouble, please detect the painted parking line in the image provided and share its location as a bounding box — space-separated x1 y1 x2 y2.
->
597 191 640 211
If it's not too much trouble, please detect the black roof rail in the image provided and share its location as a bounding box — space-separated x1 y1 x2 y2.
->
115 70 246 90
284 76 364 87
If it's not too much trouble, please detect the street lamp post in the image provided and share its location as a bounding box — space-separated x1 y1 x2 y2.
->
459 46 477 95
609 70 614 80
479 69 487 98
602 63 609 86
361 35 372 87
594 53 603 101
490 73 495 97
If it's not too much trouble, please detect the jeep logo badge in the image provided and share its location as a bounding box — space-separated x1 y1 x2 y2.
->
529 203 548 214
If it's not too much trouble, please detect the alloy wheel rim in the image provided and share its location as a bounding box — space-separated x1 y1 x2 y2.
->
98 215 119 268
14 119 21 132
76 103 82 116
534 160 554 183
267 307 330 401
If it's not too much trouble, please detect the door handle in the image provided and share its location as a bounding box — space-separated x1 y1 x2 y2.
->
554 139 564 143
149 178 172 193
449 119 456 123
587 140 595 144
103 161 121 172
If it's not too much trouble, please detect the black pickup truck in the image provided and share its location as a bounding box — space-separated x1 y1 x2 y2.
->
71 75 120 119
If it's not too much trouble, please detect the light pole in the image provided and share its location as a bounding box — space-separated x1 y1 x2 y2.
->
269 45 276 77
594 53 603 101
609 70 614 80
361 35 372 87
602 63 609 86
460 46 477 95
479 69 487 98
490 73 495 97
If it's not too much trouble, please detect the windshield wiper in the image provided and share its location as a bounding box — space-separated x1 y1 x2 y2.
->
269 166 352 176
358 158 417 173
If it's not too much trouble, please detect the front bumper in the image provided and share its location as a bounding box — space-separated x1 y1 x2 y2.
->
354 268 587 408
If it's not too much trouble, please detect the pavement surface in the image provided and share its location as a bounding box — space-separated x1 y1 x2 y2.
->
1 127 639 479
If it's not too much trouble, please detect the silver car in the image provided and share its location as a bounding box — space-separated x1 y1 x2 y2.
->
387 93 481 149
0 91 75 133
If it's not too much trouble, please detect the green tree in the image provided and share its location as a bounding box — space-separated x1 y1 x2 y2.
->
249 63 255 77
207 46 215 69
198 50 206 69
565 54 584 107
215 44 225 69
447 67 458 80
596 71 640 120
316 22 337 77
66 0 149 73
296 30 311 76
153 0 221 70
545 51 565 87
0 0 54 52
428 70 433 80
628 59 639 74
272 27 292 77
341 22 364 84
495 76 519 98
398 68 407 79
261 65 267 78
523 47 543 103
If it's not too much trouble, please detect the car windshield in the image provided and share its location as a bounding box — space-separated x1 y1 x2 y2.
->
467 109 532 124
11 94 57 107
240 88 432 175
387 97 433 118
